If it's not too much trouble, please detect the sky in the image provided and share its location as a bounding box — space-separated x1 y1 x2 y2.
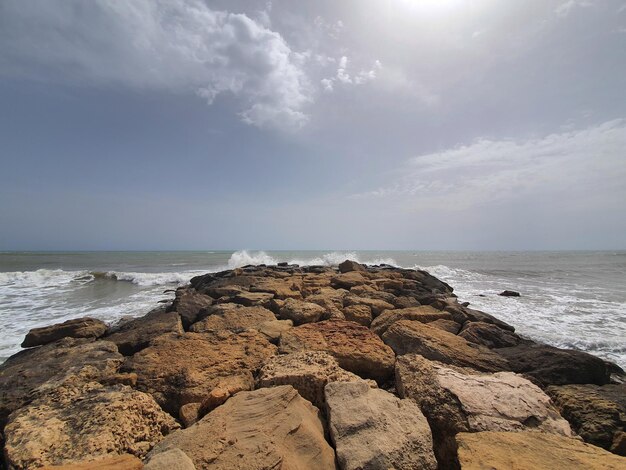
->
0 0 625 251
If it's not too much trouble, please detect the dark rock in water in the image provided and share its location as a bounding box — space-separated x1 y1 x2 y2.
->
277 261 288 266
460 301 470 307
498 342 612 386
168 287 213 329
338 259 366 273
459 321 522 349
21 318 107 348
499 290 521 297
547 383 626 455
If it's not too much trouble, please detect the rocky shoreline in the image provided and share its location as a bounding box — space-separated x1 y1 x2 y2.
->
1 260 625 469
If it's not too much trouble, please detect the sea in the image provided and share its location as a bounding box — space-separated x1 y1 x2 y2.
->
1 250 625 368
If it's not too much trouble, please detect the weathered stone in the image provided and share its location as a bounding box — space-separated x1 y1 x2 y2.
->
232 291 274 306
330 272 370 289
279 320 395 384
370 306 453 336
249 278 302 299
498 342 612 386
257 319 293 343
0 338 123 428
148 385 336 469
144 448 195 470
547 383 626 455
178 402 201 428
391 296 421 308
429 318 462 334
198 372 255 416
456 431 626 470
325 380 437 470
21 317 107 348
343 294 395 317
258 351 369 409
342 304 372 326
279 298 326 325
123 331 276 415
350 284 398 304
382 320 509 372
338 260 366 273
445 304 516 332
4 379 179 469
168 287 213 329
40 454 144 470
106 309 183 356
189 303 276 333
499 290 521 297
459 321 522 348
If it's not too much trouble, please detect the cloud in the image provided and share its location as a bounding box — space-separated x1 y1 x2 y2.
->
0 0 311 129
555 0 593 18
321 56 382 91
354 120 626 211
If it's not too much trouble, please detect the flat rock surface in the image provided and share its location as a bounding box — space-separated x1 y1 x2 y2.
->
39 454 144 470
148 385 336 469
189 303 276 333
325 380 437 470
279 320 395 384
456 431 626 470
21 317 108 348
370 306 453 336
105 309 183 355
279 298 326 325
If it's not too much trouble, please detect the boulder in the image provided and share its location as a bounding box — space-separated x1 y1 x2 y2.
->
330 272 370 289
257 319 293 343
188 303 276 333
499 290 521 297
343 294 395 317
122 331 276 415
440 302 515 332
547 383 626 455
21 317 108 348
429 318 462 334
305 288 347 320
39 454 143 470
456 431 626 470
350 284 397 304
279 320 396 384
249 278 302 299
382 320 509 372
498 342 612 386
168 287 213 329
338 260 366 273
4 379 179 469
342 304 372 326
178 402 201 428
0 338 123 428
147 385 336 469
197 372 254 416
458 321 521 348
106 309 183 356
232 291 274 306
325 380 437 470
395 354 573 468
279 298 326 325
144 448 195 470
370 306 453 336
258 351 369 409
391 296 421 308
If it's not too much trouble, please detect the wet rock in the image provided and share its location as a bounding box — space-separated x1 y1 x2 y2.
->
39 454 143 470
279 298 326 325
258 351 369 409
499 290 521 297
456 431 626 470
144 448 195 470
458 321 522 348
325 380 437 470
189 303 276 333
342 304 372 326
338 260 366 273
279 320 395 384
168 287 213 329
21 317 107 348
148 385 336 469
382 320 509 372
122 331 276 416
547 383 626 455
370 306 453 336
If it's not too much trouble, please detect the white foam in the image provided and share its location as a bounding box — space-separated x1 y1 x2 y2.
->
226 250 398 268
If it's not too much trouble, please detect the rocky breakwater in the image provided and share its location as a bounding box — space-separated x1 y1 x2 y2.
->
1 259 625 469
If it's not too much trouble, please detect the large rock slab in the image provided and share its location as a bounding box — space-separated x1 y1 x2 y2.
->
325 380 437 470
382 320 509 372
370 306 453 336
279 298 326 325
458 321 521 348
547 383 626 455
498 342 612 386
456 431 626 470
279 320 396 384
148 385 336 469
343 294 394 317
123 331 276 415
395 354 573 468
21 317 107 348
4 379 179 469
168 287 214 329
330 272 371 289
0 338 123 428
258 351 369 409
338 260 366 273
189 303 276 333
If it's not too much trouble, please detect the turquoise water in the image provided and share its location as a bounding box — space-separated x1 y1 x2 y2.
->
1 250 625 367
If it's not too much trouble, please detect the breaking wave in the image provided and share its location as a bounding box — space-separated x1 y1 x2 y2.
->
226 250 398 269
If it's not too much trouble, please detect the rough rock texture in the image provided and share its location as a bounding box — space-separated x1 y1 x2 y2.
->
279 298 326 325
21 318 108 348
168 287 213 329
338 260 366 273
105 308 183 356
189 303 276 333
325 380 437 470
0 338 123 428
343 295 394 317
342 304 372 326
178 402 201 428
456 431 626 470
279 320 395 384
257 319 293 343
548 383 626 455
370 306 453 336
39 454 144 470
382 320 509 372
198 372 255 416
144 448 195 470
4 379 179 469
330 272 371 289
232 291 275 306
498 342 612 386
458 321 522 348
123 331 276 415
148 385 336 469
428 318 462 334
258 351 369 409
395 354 572 468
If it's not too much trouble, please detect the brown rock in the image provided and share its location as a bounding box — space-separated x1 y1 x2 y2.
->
279 298 326 325
147 385 336 469
144 448 195 470
392 296 421 308
338 259 366 273
257 319 293 343
458 321 522 348
382 320 509 372
123 331 276 415
456 431 626 470
429 318 462 334
370 306 453 336
40 454 144 470
168 287 213 329
232 291 274 306
189 303 276 333
343 294 395 317
21 317 107 348
279 320 396 384
198 372 255 416
249 278 302 299
178 402 201 428
342 304 372 326
350 284 398 304
330 272 370 289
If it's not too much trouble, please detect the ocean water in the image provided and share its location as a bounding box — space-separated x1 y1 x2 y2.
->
1 250 625 368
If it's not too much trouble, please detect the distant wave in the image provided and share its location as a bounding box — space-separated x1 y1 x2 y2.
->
227 250 398 269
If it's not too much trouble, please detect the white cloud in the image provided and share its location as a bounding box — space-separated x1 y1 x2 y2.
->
555 0 593 18
321 56 382 91
354 120 626 211
0 0 311 130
